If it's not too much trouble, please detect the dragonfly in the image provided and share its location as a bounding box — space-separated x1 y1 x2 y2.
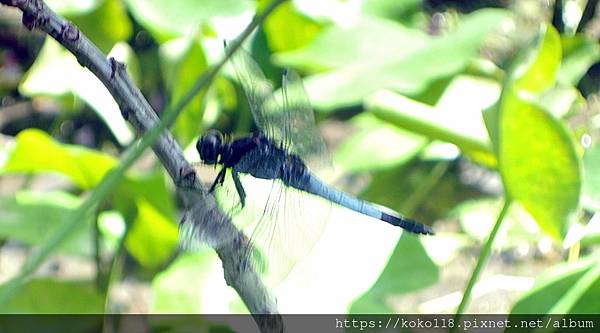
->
193 46 433 282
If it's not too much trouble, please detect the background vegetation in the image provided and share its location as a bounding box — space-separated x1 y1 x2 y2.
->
0 0 599 325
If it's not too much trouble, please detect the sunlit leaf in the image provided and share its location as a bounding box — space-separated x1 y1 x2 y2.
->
299 9 508 109
19 40 134 145
125 199 179 268
1 129 117 189
0 279 104 313
510 255 600 314
0 191 92 256
350 234 438 313
46 0 100 16
497 25 581 240
68 0 132 53
334 113 427 173
260 0 322 52
123 0 251 42
512 25 561 93
275 16 427 71
152 251 226 313
159 37 208 145
118 170 177 223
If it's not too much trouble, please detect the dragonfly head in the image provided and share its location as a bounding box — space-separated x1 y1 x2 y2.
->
197 130 224 165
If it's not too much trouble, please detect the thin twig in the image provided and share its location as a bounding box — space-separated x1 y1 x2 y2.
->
0 0 286 331
577 0 599 33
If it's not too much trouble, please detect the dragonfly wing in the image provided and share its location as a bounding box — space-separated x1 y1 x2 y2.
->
224 47 333 283
227 45 276 139
228 46 330 172
240 176 332 284
279 69 330 170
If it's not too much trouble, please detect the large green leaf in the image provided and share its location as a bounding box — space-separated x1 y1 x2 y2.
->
334 113 427 173
19 40 135 145
497 25 581 239
260 0 322 53
118 169 177 223
295 9 508 109
125 199 179 268
123 0 250 42
510 255 600 314
1 129 117 189
68 0 132 53
350 234 438 313
159 38 208 145
275 15 428 71
512 25 562 93
0 278 104 313
152 251 226 313
0 191 92 256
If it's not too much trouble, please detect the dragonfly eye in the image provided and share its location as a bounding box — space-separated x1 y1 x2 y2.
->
197 130 223 164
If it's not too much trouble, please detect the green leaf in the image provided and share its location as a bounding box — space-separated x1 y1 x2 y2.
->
512 25 561 93
68 0 132 53
0 191 93 256
361 0 422 22
46 0 101 16
582 143 600 211
274 16 427 71
1 129 117 189
334 113 427 173
152 251 225 313
123 0 250 42
159 38 208 145
125 199 179 268
497 25 581 240
367 91 496 166
261 0 322 52
510 255 600 314
558 35 600 86
19 40 134 145
499 95 580 239
297 9 508 109
0 279 104 313
350 234 438 313
118 170 177 223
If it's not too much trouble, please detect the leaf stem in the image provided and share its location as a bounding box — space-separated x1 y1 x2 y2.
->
453 199 511 325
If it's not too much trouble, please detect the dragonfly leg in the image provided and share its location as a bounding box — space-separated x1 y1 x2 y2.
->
209 168 226 193
232 170 247 207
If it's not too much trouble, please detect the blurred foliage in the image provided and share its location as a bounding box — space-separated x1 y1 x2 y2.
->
0 0 600 324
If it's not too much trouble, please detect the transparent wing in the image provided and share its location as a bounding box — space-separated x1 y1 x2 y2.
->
228 46 330 171
234 175 331 284
227 45 276 140
219 47 333 284
272 69 330 170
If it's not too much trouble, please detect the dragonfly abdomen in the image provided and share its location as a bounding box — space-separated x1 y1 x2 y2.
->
304 175 434 235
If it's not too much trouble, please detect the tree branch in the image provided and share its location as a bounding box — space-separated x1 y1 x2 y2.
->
0 0 285 331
